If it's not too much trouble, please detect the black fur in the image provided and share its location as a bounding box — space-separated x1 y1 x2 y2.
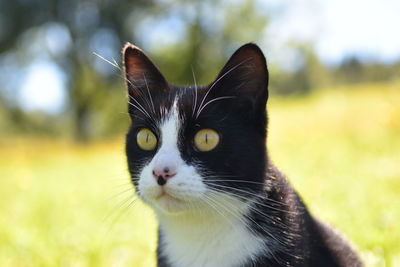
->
123 43 363 267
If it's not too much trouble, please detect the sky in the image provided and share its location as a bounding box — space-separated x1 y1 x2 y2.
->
18 61 66 114
17 0 400 113
268 0 400 64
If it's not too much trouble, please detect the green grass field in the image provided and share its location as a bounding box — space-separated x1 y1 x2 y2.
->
1 82 399 267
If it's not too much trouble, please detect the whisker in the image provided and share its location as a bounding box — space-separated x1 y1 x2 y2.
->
92 52 158 126
202 194 232 222
128 98 151 119
191 66 198 118
111 180 134 188
207 187 288 229
103 196 140 239
130 76 154 115
128 102 150 120
206 178 299 205
128 84 154 118
106 187 135 202
195 96 236 119
102 193 136 224
206 191 282 255
93 52 121 70
143 74 156 114
208 192 296 263
112 57 120 69
196 58 251 118
204 176 291 206
203 193 259 258
103 176 130 183
206 183 297 214
122 72 156 117
208 190 290 249
206 178 267 186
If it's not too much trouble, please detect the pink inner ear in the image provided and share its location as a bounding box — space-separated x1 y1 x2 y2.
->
124 54 143 97
125 53 147 78
123 44 168 98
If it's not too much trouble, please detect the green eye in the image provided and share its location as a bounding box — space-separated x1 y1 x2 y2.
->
194 129 220 152
137 128 157 150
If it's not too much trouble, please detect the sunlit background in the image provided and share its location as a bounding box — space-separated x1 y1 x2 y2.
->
1 0 399 266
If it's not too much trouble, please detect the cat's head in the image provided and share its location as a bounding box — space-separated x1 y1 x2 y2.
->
124 43 269 214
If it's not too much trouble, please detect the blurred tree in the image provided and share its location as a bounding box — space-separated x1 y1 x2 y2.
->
269 44 331 95
0 0 153 141
334 57 400 85
335 57 363 84
295 45 331 93
149 0 268 85
0 0 270 141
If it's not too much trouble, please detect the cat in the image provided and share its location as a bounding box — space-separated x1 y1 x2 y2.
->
123 42 363 267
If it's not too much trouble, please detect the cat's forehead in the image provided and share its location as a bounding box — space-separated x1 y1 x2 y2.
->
157 86 203 120
131 84 226 129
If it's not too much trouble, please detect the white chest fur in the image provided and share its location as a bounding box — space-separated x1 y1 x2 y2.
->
158 208 267 267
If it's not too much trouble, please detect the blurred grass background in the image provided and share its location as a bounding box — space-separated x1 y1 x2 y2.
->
1 82 399 267
1 0 400 266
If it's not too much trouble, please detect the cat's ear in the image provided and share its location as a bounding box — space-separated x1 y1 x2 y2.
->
122 43 168 99
213 43 269 107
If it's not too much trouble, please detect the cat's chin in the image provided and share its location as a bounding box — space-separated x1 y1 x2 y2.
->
149 192 199 214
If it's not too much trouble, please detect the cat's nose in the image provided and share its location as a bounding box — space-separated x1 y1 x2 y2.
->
152 152 178 186
152 166 177 186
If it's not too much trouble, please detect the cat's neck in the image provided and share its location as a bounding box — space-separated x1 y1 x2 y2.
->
155 197 270 267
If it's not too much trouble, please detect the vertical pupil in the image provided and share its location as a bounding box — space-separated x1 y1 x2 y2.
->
146 133 149 143
205 133 208 144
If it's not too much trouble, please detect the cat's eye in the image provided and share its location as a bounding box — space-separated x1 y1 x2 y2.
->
194 129 220 152
137 128 157 151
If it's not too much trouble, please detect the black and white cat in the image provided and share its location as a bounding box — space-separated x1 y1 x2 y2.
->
123 43 362 267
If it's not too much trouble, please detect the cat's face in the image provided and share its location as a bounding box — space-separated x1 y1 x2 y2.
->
124 43 269 214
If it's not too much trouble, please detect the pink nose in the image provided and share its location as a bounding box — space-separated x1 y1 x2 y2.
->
152 151 179 186
152 165 177 186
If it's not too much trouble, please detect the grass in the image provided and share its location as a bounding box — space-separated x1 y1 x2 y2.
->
0 82 399 266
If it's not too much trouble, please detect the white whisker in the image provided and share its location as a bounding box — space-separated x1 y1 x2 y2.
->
206 183 298 215
102 193 137 224
208 187 289 230
93 52 121 70
195 96 236 119
107 187 135 201
208 189 289 249
191 66 198 117
204 193 259 258
143 74 156 114
196 58 251 118
128 100 151 119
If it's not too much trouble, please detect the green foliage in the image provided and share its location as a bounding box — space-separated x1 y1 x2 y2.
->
333 58 400 85
1 83 399 266
150 0 268 85
0 0 153 141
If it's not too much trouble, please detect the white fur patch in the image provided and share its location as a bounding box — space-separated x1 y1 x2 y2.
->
158 194 267 267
